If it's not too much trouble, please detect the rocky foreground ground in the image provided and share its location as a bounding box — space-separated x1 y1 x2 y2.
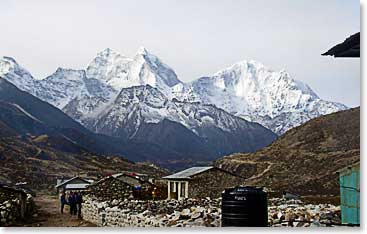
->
82 196 342 227
267 198 341 227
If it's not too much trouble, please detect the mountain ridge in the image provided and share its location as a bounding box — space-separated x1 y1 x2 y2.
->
0 47 347 135
1 68 276 169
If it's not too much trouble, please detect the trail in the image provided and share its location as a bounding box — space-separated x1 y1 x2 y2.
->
247 162 273 181
19 194 96 227
224 158 274 181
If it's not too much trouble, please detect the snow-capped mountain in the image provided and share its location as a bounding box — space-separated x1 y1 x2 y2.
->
86 47 181 97
83 49 347 135
1 47 347 138
40 68 117 109
0 56 118 123
84 85 277 157
0 53 278 165
41 68 118 122
172 60 347 134
86 85 267 136
0 56 40 93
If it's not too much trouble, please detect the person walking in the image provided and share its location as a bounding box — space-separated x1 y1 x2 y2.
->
72 192 78 216
60 191 67 214
75 192 83 219
68 192 77 216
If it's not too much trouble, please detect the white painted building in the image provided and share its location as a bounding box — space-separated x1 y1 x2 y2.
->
163 167 213 200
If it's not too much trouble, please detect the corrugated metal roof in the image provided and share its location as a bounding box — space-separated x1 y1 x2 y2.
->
65 183 89 190
112 172 151 184
163 167 213 179
55 176 91 188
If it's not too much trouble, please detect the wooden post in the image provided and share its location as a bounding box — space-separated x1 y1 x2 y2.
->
185 181 189 198
177 182 181 200
167 181 171 199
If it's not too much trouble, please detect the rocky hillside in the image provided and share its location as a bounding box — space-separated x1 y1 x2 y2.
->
215 107 360 195
0 135 168 191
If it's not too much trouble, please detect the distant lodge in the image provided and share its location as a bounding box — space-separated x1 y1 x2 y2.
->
87 172 156 200
55 166 244 201
163 166 244 200
55 177 93 193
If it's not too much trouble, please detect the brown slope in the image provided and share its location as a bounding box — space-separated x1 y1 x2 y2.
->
0 136 168 191
215 107 360 195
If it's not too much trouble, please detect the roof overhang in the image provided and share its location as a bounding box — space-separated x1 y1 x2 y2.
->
322 32 360 58
55 176 91 188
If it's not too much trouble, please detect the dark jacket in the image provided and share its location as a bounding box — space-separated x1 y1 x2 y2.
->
76 194 83 204
60 194 67 204
68 195 76 205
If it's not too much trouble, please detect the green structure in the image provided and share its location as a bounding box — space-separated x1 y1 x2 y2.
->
337 162 360 225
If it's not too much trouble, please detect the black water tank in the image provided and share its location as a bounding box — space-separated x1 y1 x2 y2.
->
221 186 268 227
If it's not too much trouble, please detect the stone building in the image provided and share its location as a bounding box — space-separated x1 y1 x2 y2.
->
87 176 133 201
86 172 157 201
163 166 244 200
112 173 152 188
112 173 154 199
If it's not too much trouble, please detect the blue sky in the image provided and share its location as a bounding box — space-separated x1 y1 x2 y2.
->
0 0 360 106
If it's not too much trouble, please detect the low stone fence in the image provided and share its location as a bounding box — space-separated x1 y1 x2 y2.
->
82 196 342 227
82 195 221 227
0 194 35 226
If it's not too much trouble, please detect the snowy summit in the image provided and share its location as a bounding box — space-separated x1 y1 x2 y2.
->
0 48 347 135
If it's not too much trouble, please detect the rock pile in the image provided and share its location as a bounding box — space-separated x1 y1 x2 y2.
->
268 198 341 227
82 196 221 227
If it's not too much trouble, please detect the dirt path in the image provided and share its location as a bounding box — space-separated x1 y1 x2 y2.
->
247 162 273 181
20 194 96 227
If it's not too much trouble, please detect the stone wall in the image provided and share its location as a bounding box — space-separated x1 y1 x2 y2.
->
0 189 17 204
0 191 35 227
188 168 244 198
82 195 221 227
82 196 342 227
